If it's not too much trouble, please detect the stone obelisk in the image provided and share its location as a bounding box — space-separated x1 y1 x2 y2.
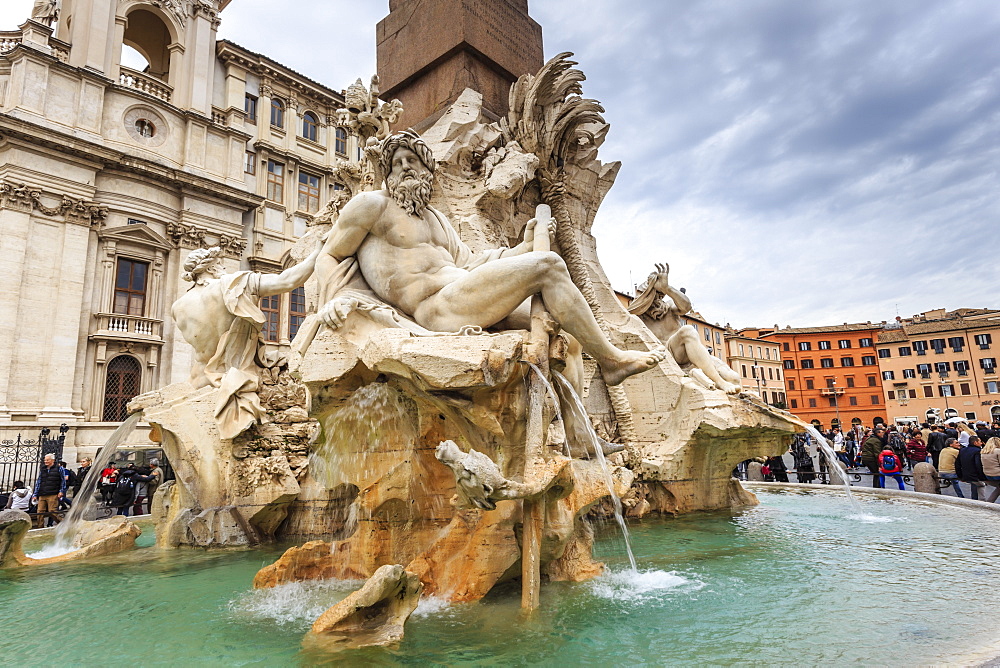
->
376 0 543 129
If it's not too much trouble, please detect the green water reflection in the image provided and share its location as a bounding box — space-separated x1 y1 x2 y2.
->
2 489 997 666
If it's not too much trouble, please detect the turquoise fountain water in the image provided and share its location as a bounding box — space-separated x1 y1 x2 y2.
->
4 488 999 666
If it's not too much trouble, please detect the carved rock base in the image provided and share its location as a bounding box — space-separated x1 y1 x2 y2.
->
0 511 141 568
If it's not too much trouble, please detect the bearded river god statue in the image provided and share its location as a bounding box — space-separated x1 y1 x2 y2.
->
308 130 666 387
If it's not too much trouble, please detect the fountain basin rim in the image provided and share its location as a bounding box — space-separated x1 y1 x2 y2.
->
745 481 1000 514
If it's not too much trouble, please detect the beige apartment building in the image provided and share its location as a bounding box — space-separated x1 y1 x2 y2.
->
0 0 361 465
725 329 786 408
876 308 1000 425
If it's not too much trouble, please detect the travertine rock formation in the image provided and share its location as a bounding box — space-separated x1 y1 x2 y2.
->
0 511 141 568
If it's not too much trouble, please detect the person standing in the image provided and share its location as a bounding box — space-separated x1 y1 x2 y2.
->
979 437 1000 503
110 468 137 517
927 425 947 470
905 432 928 470
74 458 92 499
861 427 886 488
938 438 964 498
146 459 163 512
99 462 117 505
131 466 155 516
956 436 987 501
31 454 66 528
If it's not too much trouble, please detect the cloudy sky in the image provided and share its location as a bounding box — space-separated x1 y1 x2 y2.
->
3 0 998 328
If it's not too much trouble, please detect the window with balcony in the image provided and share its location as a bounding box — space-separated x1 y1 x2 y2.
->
948 336 965 352
955 360 970 376
934 361 951 375
335 127 348 156
113 259 148 316
917 363 932 378
798 342 811 351
103 355 141 422
266 160 284 202
861 356 876 366
302 112 318 142
975 333 992 349
289 287 306 339
930 338 946 354
913 341 928 355
270 98 284 128
298 171 321 213
821 358 834 368
877 348 891 358
859 338 873 347
982 358 997 374
841 357 854 367
818 340 831 350
898 346 912 356
801 359 814 369
838 340 851 349
260 295 280 342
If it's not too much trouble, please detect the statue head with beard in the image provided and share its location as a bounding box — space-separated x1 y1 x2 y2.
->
379 131 435 217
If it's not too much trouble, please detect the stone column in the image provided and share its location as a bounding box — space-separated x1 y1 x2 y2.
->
0 206 32 418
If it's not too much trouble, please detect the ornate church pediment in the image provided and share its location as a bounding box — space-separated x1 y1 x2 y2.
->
98 221 174 251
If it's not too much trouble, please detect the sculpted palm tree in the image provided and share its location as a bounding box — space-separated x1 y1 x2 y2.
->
500 52 640 452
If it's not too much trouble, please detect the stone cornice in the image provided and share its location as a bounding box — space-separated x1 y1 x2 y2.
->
166 221 246 259
0 179 108 227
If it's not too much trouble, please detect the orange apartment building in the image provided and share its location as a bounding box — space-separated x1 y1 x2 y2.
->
758 323 887 429
876 308 1000 425
725 329 786 407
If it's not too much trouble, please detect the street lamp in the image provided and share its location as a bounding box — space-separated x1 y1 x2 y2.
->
831 379 841 430
939 371 951 418
753 363 762 400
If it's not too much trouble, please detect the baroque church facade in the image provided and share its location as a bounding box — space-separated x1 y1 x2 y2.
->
0 0 357 462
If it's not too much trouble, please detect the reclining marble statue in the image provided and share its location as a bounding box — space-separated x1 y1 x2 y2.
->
171 245 320 439
628 262 742 394
314 131 665 386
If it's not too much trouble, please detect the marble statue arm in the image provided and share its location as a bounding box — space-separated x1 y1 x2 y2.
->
655 263 692 315
320 191 387 261
497 217 555 259
258 247 322 297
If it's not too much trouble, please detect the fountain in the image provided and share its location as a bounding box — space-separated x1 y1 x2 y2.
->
6 46 997 667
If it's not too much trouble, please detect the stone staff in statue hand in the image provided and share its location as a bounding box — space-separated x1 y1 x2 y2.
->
172 244 321 439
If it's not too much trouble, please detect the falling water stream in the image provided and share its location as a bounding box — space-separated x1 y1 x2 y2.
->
549 371 637 571
42 411 143 556
803 424 864 515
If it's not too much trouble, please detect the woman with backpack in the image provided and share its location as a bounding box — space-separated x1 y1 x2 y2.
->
878 446 906 490
110 467 137 517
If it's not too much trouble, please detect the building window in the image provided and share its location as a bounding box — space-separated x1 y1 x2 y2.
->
939 385 954 398
808 398 817 408
801 359 814 369
741 365 747 378
828 397 838 407
289 286 306 339
768 367 774 380
975 333 992 349
260 295 280 342
704 327 711 342
898 346 912 356
739 344 744 356
846 377 855 387
861 356 877 366
902 369 915 379
113 258 148 316
134 119 155 138
298 171 321 213
266 160 284 201
270 98 284 128
245 94 257 123
818 340 831 350
955 360 970 376
245 151 256 175
882 371 895 380
913 340 928 355
867 375 877 386
935 362 951 374
838 340 851 349
859 338 873 347
302 112 318 141
849 396 858 406
923 386 933 398
982 358 997 374
986 381 999 394
948 337 965 352
335 127 348 155
788 379 795 390
917 363 932 378
798 342 811 351
930 338 946 354
783 342 790 352
841 357 854 367
715 332 722 345
103 355 141 422
887 391 895 400
821 358 834 368
805 379 814 390
877 349 891 358
790 399 798 409
871 395 880 405
783 360 794 369
960 383 971 396
909 389 917 399
776 369 781 380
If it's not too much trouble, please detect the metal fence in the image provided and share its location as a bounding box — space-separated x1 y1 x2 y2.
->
0 425 68 493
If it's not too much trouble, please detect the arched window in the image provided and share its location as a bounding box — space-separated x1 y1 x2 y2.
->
335 127 348 155
103 356 142 422
302 112 318 141
270 98 284 128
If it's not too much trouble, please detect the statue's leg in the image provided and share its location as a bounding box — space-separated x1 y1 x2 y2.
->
670 327 740 394
414 251 664 385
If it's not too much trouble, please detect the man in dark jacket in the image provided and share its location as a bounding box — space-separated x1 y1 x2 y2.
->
956 436 987 501
31 453 66 528
927 425 948 469
110 468 137 517
861 427 886 488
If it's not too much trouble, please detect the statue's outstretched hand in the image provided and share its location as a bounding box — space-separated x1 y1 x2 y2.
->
318 296 359 330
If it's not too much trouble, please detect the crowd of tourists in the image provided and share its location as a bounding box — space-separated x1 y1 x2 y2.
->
739 420 1000 503
2 456 163 528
